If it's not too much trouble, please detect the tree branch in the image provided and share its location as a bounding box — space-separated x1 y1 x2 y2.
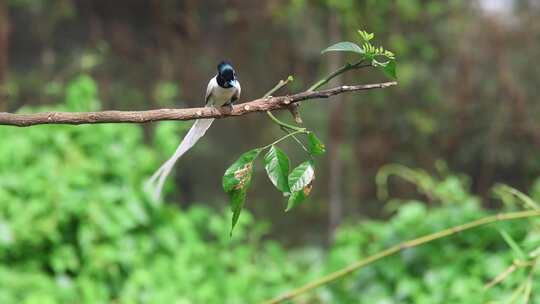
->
0 81 397 127
262 209 540 304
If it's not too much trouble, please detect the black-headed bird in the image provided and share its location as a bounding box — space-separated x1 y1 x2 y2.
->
147 61 241 200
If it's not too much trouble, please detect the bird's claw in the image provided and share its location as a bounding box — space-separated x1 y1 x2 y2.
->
222 102 234 111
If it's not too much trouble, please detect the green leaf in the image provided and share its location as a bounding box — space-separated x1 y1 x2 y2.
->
288 161 315 193
373 59 397 80
321 42 364 55
222 148 261 233
229 187 250 235
307 133 325 156
286 188 311 211
383 60 397 80
358 30 374 42
223 148 261 193
286 161 316 211
264 146 290 193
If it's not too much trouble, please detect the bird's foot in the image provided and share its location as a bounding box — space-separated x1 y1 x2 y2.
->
222 102 234 111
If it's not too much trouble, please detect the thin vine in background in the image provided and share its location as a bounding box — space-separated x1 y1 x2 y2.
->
262 210 540 304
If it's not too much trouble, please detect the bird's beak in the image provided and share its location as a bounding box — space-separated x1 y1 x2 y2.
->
227 80 235 87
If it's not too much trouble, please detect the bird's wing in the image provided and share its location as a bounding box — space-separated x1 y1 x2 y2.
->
235 81 241 100
229 81 241 104
205 76 216 106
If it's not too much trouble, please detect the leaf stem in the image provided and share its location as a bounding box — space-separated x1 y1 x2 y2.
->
264 60 371 132
263 76 304 132
262 129 307 151
264 76 294 98
290 133 310 154
277 126 310 154
262 210 540 304
267 111 304 132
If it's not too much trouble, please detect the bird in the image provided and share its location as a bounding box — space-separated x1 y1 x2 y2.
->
146 61 241 200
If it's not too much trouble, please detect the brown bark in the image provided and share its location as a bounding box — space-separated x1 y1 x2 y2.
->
0 82 397 127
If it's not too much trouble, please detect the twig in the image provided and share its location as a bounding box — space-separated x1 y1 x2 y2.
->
483 258 536 290
0 82 397 127
266 62 371 132
307 60 371 92
522 258 538 304
484 262 519 290
262 210 540 304
264 76 293 98
507 283 526 304
264 77 305 132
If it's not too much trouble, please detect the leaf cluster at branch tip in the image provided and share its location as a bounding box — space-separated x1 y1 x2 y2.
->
322 29 397 80
224 29 396 234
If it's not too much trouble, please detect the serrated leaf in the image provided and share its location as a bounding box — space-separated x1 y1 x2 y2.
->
264 145 290 193
288 161 315 193
321 42 364 55
222 148 261 234
307 133 325 156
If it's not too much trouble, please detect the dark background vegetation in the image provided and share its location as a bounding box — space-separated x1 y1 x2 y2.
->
1 0 540 303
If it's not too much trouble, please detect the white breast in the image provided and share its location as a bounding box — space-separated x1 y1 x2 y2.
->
205 77 240 107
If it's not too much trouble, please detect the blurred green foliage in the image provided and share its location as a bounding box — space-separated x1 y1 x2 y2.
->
1 75 539 303
0 76 311 303
5 0 540 227
3 1 540 302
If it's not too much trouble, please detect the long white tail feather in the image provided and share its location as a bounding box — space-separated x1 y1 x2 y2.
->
146 118 215 200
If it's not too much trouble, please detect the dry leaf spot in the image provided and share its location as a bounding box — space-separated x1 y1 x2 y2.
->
303 182 313 196
233 163 252 190
234 163 252 180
